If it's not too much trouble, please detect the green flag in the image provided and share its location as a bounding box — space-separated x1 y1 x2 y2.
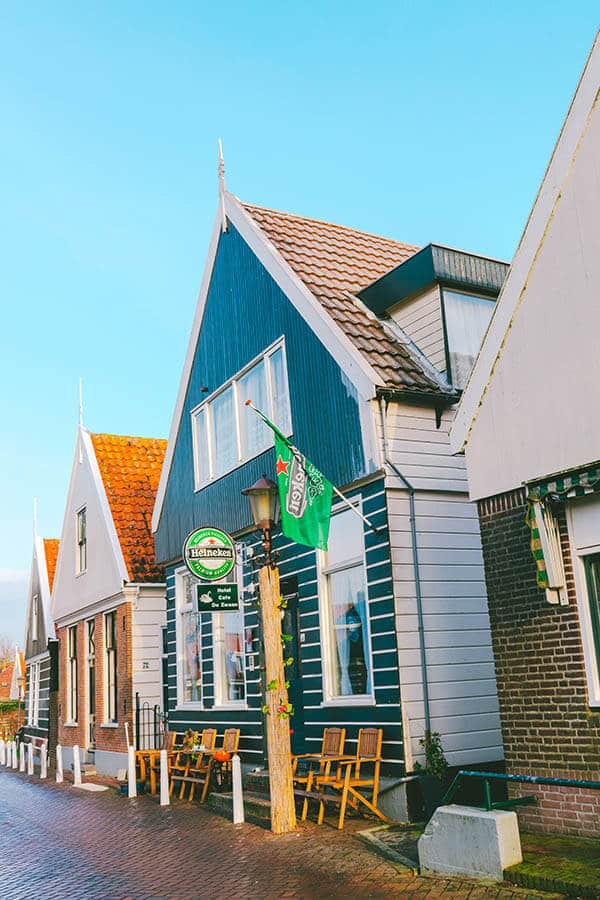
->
246 403 333 550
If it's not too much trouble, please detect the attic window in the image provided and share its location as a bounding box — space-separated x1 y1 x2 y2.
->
191 338 292 489
31 594 39 643
76 507 87 575
442 290 495 389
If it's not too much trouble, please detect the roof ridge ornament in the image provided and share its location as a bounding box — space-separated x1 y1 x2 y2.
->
218 138 228 233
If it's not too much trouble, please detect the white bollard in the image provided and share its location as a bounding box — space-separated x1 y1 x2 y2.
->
127 745 137 798
159 749 169 806
73 745 82 786
27 744 34 775
11 742 17 769
19 743 25 772
40 745 47 779
0 739 5 766
56 745 63 783
232 753 244 825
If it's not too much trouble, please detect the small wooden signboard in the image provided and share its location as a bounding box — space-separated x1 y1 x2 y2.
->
196 583 239 611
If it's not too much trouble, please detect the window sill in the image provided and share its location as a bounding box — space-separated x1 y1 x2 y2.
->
213 702 247 711
63 722 79 728
174 702 204 712
100 722 119 729
320 696 376 708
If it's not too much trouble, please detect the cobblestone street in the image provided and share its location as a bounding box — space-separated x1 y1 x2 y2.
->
0 769 565 899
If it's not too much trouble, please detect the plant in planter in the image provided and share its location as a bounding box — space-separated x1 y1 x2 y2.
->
413 730 449 819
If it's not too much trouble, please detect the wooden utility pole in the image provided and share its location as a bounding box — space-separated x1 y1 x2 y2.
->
258 562 296 834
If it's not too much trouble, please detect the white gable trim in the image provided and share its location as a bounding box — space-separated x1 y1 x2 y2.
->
152 193 381 532
450 32 600 454
83 429 130 583
51 427 129 619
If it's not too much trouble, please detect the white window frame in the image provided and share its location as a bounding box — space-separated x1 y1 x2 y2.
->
28 662 41 726
567 504 600 708
67 625 78 723
318 501 375 707
191 337 292 490
104 611 118 724
76 506 87 575
213 562 247 709
440 288 496 389
31 593 39 644
175 567 204 710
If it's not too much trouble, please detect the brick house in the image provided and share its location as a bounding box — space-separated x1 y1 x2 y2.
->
51 426 167 776
451 32 600 836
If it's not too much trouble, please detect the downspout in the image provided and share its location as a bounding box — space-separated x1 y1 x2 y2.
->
378 397 431 742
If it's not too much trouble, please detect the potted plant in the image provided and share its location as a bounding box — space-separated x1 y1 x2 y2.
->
413 731 449 819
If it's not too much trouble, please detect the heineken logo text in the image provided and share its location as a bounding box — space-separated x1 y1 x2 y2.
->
286 454 307 519
187 547 233 560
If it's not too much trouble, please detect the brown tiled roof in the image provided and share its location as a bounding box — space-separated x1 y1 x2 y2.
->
241 202 446 394
0 663 13 700
90 433 167 583
43 538 59 592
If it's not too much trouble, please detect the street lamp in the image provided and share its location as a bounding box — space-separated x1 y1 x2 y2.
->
242 474 296 835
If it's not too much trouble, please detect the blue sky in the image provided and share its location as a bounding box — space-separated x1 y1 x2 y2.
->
1 3 598 644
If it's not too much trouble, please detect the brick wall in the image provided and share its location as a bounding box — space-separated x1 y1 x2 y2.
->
57 602 133 756
478 488 600 837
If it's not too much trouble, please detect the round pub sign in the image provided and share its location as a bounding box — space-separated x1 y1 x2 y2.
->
183 526 236 581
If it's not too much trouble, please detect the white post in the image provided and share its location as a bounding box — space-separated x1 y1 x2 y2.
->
127 745 137 798
0 739 5 766
12 742 17 769
232 754 244 825
159 749 169 806
56 745 63 783
27 744 34 775
19 742 25 772
40 745 47 779
73 745 82 786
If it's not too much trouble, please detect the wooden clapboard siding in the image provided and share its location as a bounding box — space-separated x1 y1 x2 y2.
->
386 487 502 767
154 223 372 566
389 285 446 374
163 479 405 774
380 401 469 493
131 588 167 708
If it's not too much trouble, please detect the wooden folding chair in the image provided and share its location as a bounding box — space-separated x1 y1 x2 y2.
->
146 730 178 793
170 728 217 798
136 730 176 792
312 727 389 829
292 727 346 821
177 728 240 803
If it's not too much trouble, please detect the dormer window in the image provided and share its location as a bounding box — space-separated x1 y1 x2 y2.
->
191 339 292 489
442 290 496 389
76 507 87 574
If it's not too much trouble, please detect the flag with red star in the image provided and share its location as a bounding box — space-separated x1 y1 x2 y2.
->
245 402 333 550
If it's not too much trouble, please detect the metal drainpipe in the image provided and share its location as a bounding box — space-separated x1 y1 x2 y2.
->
379 396 431 738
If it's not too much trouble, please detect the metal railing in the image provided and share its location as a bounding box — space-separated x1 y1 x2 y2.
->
134 694 166 750
442 769 600 812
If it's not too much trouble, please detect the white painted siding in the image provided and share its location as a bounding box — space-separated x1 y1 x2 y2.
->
387 488 502 767
389 285 446 374
131 587 166 708
375 400 469 493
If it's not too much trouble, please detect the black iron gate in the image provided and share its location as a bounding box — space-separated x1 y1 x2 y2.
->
134 693 166 750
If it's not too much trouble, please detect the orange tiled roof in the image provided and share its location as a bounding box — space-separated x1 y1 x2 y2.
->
0 663 13 701
43 538 59 592
242 202 445 394
90 433 167 583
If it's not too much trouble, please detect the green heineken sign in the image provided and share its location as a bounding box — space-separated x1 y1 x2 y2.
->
197 583 239 611
183 526 236 581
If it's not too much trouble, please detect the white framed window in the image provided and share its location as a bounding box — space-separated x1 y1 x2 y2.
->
567 497 600 708
76 506 87 574
27 662 41 726
31 594 39 644
176 569 203 706
191 338 292 488
213 606 246 708
441 289 496 389
67 625 78 722
104 611 118 723
318 505 374 705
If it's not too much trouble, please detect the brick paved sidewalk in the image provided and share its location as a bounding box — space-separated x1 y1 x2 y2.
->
0 769 563 899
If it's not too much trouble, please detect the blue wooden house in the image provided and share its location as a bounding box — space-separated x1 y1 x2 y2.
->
153 180 508 815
